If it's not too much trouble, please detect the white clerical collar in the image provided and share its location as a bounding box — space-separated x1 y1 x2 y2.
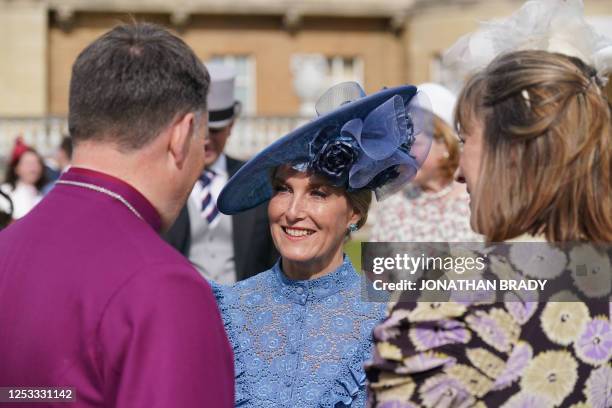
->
208 154 227 176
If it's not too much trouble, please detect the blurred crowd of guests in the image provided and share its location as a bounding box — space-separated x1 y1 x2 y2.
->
370 82 481 243
0 136 72 228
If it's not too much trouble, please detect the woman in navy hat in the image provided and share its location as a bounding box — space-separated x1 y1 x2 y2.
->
213 82 432 407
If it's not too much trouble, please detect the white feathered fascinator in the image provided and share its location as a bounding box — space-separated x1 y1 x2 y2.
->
443 0 612 82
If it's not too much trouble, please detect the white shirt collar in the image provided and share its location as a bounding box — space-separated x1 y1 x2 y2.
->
208 154 227 176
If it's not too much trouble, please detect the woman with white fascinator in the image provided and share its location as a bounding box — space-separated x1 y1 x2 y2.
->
366 0 611 407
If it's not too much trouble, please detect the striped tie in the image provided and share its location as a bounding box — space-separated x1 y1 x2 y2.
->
199 169 220 226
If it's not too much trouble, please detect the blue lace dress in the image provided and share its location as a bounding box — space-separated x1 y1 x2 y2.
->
212 256 386 407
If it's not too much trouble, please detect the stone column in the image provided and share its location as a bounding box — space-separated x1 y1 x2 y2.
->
0 0 48 117
291 54 328 116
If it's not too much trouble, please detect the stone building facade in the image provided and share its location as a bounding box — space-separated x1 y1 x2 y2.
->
1 0 611 158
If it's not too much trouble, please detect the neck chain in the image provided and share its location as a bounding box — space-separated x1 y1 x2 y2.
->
422 182 454 200
56 180 144 221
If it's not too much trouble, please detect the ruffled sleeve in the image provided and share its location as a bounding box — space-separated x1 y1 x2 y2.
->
317 298 386 408
211 281 250 406
318 340 371 407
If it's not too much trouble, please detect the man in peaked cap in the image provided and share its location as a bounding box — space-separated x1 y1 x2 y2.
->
165 62 277 284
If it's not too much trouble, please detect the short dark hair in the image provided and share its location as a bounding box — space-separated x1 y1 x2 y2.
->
69 22 210 150
60 136 73 159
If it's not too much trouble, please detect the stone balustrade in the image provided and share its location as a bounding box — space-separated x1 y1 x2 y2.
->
0 115 310 162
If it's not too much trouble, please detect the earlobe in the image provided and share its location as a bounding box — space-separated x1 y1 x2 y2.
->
348 211 361 229
169 112 195 169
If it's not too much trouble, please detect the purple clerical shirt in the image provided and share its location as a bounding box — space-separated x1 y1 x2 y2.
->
0 167 234 407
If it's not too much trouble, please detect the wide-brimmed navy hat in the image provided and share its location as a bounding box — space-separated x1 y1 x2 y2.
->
218 82 433 215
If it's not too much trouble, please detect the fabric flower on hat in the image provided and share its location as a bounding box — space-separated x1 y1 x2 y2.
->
308 131 359 187
304 94 418 195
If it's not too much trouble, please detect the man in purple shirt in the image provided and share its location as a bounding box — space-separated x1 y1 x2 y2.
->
0 23 234 407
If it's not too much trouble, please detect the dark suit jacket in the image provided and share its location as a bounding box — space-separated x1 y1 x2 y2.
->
163 156 278 281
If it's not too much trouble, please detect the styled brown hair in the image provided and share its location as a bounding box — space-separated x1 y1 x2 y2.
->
456 50 612 242
347 189 372 230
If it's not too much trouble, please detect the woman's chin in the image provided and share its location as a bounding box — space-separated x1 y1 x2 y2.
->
280 250 315 265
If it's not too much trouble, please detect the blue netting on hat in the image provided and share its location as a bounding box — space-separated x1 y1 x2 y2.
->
316 82 367 116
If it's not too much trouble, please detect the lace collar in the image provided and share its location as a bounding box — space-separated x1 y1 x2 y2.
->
273 256 359 304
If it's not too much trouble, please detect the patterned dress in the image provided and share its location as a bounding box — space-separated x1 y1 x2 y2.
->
365 242 612 407
213 257 387 407
369 183 481 243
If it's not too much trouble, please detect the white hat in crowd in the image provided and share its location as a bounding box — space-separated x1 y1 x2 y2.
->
207 62 242 129
416 83 457 128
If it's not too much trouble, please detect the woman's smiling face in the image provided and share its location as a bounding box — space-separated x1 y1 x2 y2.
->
268 165 359 278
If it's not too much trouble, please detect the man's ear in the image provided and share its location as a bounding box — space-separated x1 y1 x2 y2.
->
168 112 196 169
